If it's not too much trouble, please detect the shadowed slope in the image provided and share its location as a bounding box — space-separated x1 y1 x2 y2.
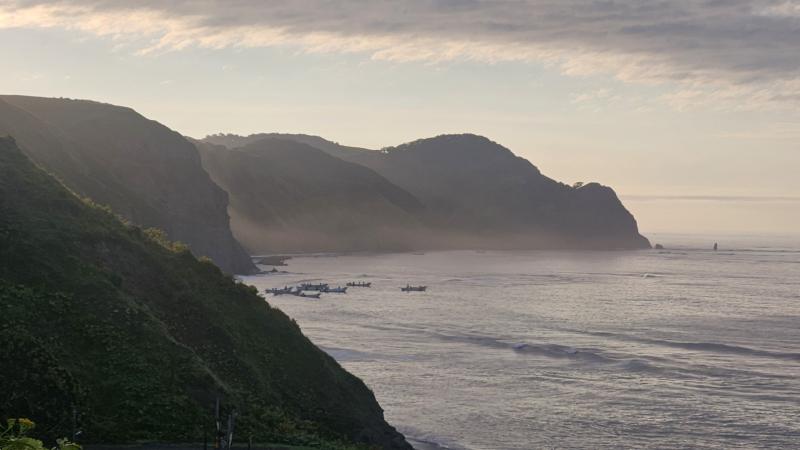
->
197 138 425 253
349 134 649 248
204 133 649 249
0 95 256 274
0 137 410 449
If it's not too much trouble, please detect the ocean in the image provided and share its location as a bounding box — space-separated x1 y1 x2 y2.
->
241 234 800 449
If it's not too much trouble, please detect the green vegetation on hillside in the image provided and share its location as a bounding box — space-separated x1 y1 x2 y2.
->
0 95 256 274
0 137 409 450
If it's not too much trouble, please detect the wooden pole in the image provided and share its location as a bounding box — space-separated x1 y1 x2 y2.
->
71 406 77 442
214 397 221 450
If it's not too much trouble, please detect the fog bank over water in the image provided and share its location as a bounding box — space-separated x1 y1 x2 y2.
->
624 196 800 237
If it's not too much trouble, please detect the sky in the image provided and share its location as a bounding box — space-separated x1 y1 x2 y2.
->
1 0 799 237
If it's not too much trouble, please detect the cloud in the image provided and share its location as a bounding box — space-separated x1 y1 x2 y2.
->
2 0 800 110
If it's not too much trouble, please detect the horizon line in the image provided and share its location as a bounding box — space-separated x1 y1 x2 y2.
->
622 195 800 203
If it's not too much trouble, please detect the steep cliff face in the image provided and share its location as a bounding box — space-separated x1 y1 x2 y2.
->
0 136 410 449
197 138 425 253
206 133 650 250
566 182 650 248
348 134 650 249
0 96 256 274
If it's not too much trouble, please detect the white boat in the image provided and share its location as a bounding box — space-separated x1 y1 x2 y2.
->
323 286 348 293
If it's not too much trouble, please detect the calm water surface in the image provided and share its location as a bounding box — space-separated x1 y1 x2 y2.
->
242 235 800 449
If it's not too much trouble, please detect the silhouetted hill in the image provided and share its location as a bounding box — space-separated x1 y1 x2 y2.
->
197 138 425 253
350 134 649 248
0 136 410 449
204 133 369 161
204 133 650 250
0 95 256 274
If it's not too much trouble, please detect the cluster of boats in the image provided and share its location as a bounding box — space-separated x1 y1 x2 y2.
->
264 281 428 298
299 282 346 292
266 283 348 297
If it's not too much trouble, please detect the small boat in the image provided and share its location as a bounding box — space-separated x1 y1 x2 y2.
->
346 282 372 288
401 285 427 292
322 286 348 294
265 286 294 296
298 292 321 299
300 283 329 291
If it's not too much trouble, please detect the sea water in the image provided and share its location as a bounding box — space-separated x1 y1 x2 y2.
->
241 234 800 449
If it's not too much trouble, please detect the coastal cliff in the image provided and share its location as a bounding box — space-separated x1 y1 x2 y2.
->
197 138 425 254
203 133 650 250
0 136 410 449
0 95 256 274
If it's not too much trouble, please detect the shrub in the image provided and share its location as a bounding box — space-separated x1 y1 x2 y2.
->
0 419 80 450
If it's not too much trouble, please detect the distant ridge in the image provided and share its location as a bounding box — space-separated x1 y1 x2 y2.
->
202 132 650 250
0 93 646 263
0 95 256 274
197 137 426 253
204 132 372 160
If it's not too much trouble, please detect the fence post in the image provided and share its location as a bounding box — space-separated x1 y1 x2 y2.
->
71 406 77 442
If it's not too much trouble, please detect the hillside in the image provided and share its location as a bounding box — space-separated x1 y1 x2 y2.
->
348 134 649 249
0 95 255 274
203 133 369 162
203 133 650 250
0 137 410 449
197 138 425 253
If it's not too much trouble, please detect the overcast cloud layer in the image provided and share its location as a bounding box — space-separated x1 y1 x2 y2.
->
2 0 800 110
